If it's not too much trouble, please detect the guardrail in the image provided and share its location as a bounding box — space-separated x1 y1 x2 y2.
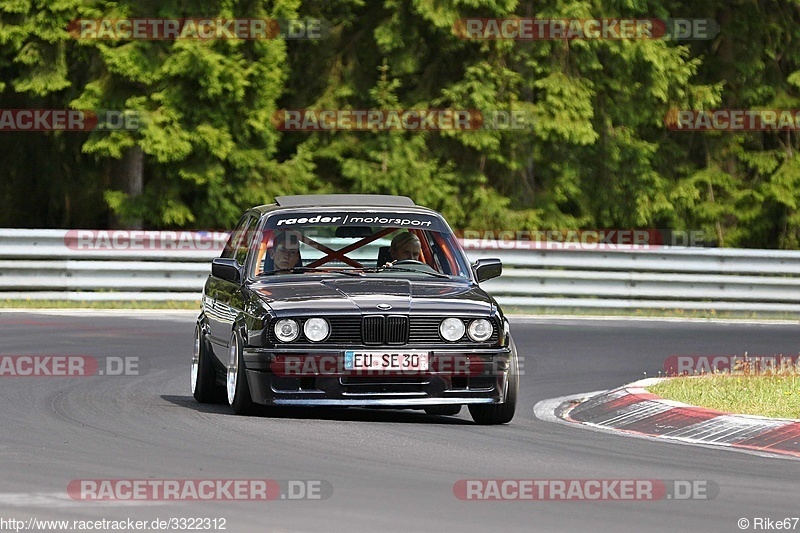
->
2 229 800 313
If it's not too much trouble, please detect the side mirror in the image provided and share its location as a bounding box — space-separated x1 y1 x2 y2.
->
473 258 502 282
212 258 242 284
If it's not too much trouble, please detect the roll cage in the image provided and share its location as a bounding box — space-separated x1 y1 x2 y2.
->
248 223 469 279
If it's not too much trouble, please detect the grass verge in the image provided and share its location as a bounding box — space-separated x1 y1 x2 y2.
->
648 375 800 419
0 299 200 309
501 306 800 320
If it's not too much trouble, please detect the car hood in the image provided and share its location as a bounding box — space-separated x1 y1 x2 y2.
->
250 278 496 316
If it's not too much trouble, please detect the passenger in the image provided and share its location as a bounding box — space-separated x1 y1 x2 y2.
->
268 231 301 271
390 232 421 262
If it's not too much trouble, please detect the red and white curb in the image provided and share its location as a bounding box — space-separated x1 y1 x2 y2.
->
553 378 800 459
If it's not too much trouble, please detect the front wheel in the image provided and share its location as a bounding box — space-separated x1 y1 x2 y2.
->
191 326 219 403
227 330 257 415
468 340 519 425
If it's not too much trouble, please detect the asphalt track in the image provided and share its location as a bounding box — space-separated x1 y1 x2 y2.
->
1 310 799 533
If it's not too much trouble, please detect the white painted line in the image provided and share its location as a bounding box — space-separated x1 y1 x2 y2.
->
664 415 789 444
535 390 800 462
533 391 606 424
593 401 673 428
0 492 166 507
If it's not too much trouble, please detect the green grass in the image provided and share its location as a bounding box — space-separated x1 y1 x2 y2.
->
501 306 800 320
649 375 800 419
0 299 200 309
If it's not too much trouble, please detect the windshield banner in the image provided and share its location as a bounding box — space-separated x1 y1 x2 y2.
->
266 211 445 231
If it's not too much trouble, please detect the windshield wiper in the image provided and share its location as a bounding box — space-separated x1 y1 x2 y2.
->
260 266 364 277
375 265 451 279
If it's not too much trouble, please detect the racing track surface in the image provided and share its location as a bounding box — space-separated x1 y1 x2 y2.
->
1 311 799 533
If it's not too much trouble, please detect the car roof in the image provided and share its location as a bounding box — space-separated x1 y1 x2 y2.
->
250 194 429 215
277 194 414 208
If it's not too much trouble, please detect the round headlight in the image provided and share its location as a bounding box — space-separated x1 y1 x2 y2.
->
274 319 299 342
468 319 493 342
303 318 330 342
439 318 466 342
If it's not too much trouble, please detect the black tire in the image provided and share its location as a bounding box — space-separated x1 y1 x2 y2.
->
468 339 519 425
191 326 218 403
424 405 462 416
227 330 257 415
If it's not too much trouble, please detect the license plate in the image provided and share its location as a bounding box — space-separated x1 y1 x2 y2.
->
344 351 429 371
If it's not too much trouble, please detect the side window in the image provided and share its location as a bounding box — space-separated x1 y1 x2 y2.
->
235 217 255 265
221 214 255 265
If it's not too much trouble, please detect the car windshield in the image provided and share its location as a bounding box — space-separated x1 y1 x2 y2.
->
249 210 472 280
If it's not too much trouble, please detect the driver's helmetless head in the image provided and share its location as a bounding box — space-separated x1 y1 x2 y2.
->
390 232 421 261
270 231 301 270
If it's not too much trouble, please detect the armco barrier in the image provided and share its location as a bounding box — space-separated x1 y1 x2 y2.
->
2 229 800 313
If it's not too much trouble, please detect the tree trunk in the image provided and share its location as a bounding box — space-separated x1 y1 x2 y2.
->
109 145 143 229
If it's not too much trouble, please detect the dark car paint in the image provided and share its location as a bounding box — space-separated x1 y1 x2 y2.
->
197 200 512 409
202 276 502 355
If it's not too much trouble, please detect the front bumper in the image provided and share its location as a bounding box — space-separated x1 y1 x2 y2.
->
242 347 511 407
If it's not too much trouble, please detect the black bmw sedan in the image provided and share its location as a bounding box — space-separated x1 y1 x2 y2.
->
192 194 518 424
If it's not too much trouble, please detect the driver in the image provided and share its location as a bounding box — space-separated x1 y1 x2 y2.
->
268 231 301 270
389 232 421 262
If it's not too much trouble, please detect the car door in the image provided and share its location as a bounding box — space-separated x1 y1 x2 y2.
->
205 213 257 349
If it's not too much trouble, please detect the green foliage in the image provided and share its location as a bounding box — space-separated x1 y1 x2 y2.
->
1 0 800 250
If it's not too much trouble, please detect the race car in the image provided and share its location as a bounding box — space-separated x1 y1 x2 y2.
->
192 194 518 424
